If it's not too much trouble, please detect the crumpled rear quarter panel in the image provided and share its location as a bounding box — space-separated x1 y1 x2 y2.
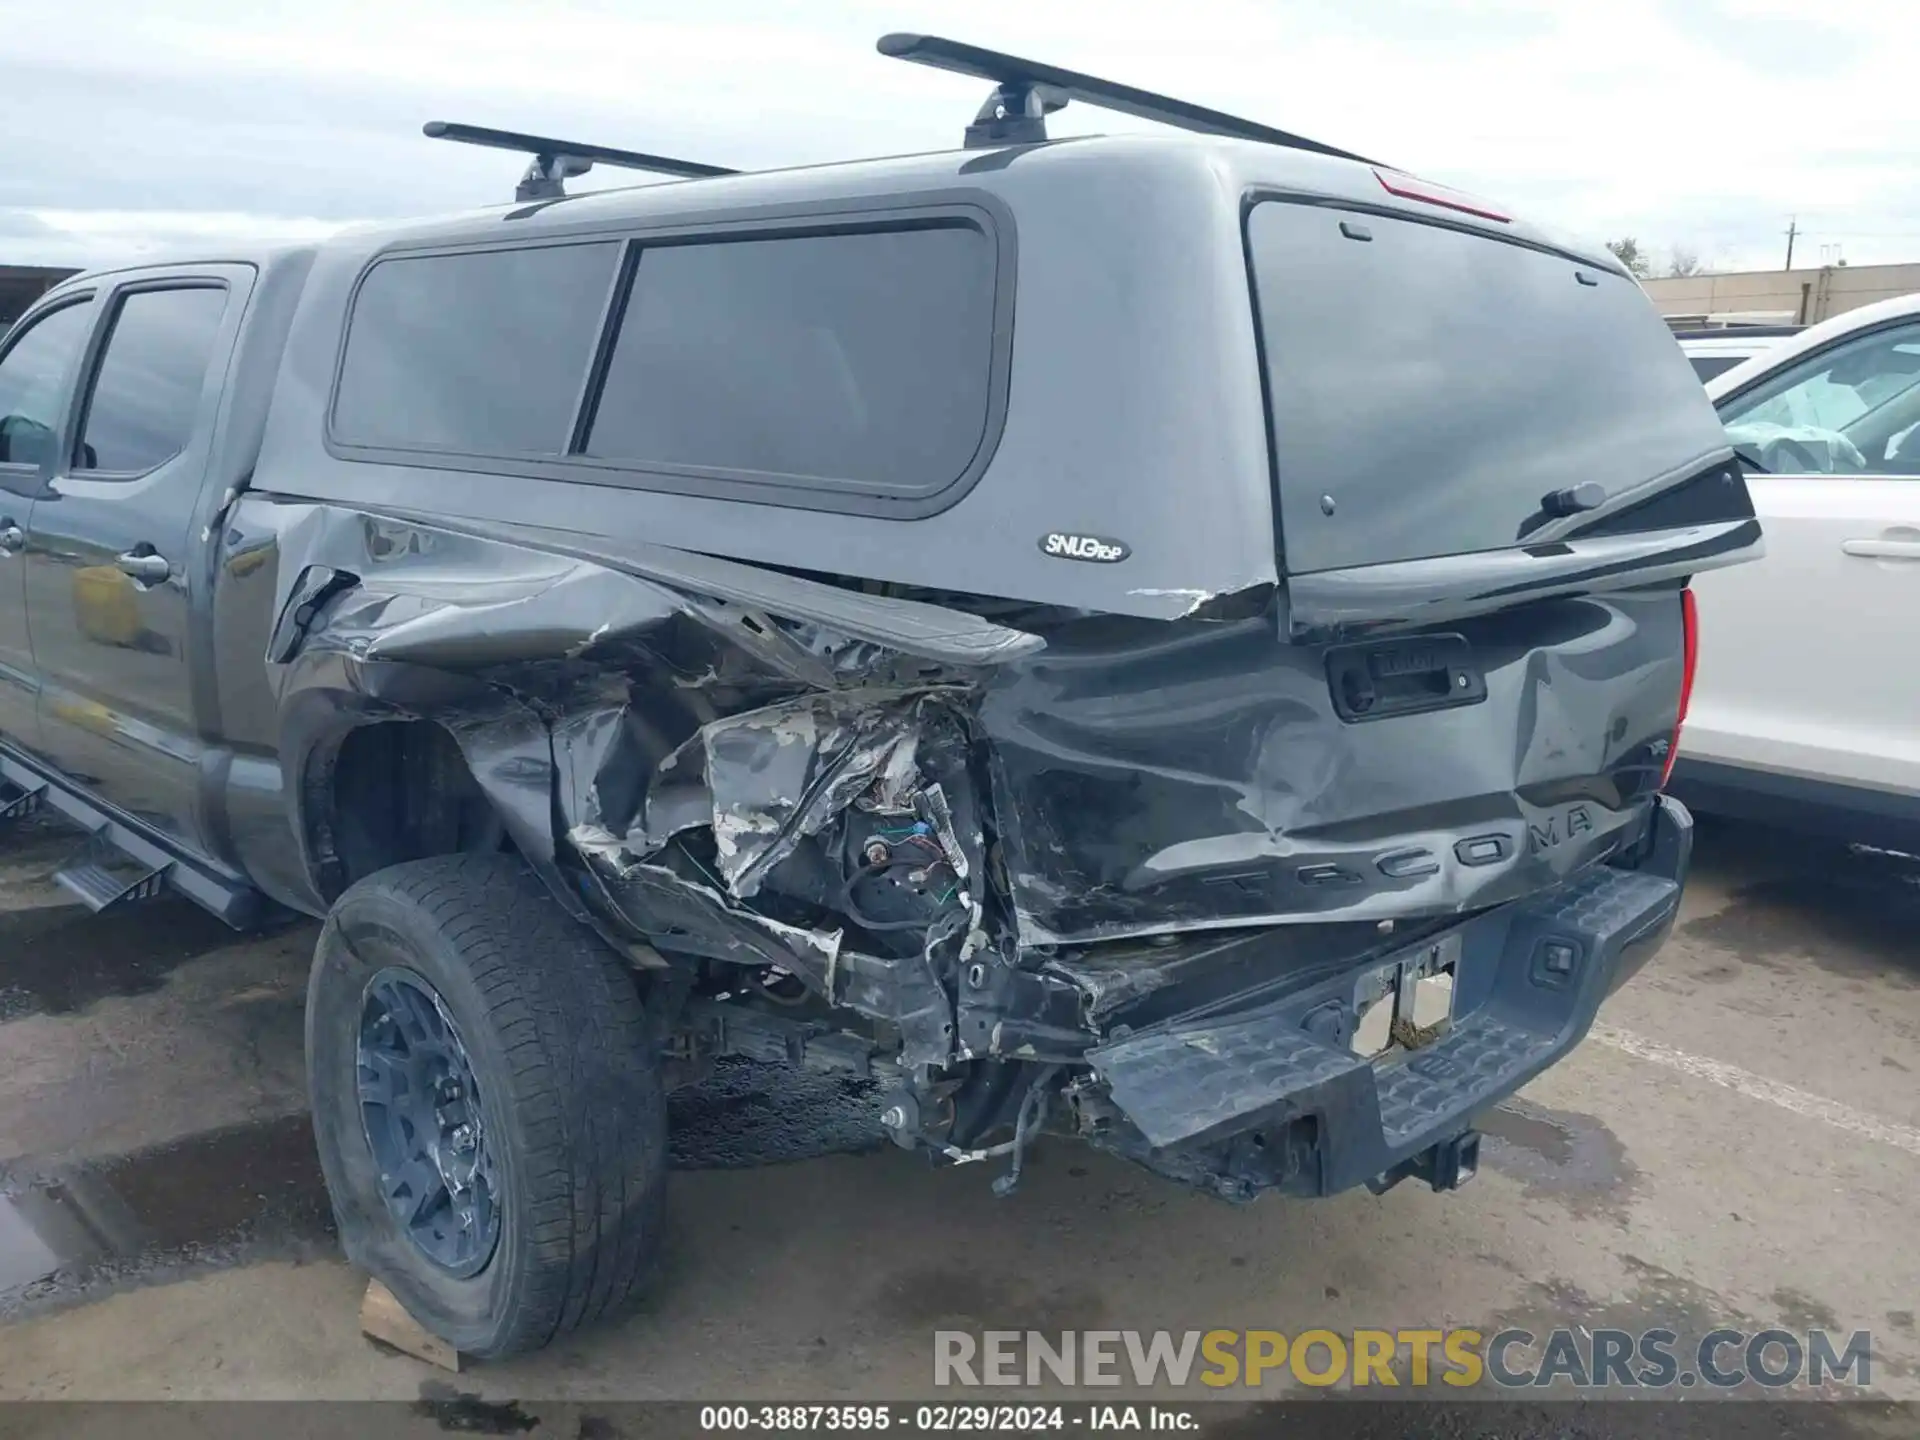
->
251 502 1682 1076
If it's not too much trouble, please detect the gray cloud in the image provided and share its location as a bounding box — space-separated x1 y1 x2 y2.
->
0 210 58 238
1663 0 1861 80
0 0 1913 273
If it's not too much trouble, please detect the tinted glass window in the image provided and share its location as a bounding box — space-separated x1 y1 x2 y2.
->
1689 355 1747 382
0 302 92 468
76 287 228 472
334 243 618 454
584 224 995 495
1245 203 1729 573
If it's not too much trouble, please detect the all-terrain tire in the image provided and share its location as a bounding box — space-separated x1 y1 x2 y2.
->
305 853 667 1358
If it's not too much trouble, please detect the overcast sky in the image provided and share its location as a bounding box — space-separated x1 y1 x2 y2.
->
2 0 1914 275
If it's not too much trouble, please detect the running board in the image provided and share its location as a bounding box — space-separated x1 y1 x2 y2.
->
0 777 47 826
0 744 269 929
55 830 171 913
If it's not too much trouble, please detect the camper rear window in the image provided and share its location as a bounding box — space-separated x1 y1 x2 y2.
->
1245 200 1727 573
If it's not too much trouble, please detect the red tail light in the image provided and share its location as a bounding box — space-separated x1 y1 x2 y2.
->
1373 168 1511 223
1660 588 1699 790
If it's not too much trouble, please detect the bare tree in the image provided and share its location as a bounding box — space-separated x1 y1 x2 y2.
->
1665 246 1704 278
1606 238 1652 279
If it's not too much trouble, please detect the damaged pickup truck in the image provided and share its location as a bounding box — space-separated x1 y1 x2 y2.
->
0 35 1759 1358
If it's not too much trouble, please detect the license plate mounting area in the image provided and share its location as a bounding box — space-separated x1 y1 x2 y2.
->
1350 932 1462 1059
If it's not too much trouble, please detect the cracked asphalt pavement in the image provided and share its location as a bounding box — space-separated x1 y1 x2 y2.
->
0 810 1914 1434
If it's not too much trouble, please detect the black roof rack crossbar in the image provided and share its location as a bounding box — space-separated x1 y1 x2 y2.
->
877 33 1380 165
423 121 737 202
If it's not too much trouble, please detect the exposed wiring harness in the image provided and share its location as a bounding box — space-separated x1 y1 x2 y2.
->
840 821 959 933
924 1065 1060 1199
839 855 946 932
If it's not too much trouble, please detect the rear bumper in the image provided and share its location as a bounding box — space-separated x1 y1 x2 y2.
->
1077 796 1693 1200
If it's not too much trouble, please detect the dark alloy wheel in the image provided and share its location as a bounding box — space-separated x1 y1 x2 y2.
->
357 968 500 1278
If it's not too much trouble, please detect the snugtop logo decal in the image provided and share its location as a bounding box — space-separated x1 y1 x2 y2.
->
1040 533 1130 563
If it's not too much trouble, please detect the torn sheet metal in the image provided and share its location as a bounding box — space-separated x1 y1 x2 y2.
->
268 500 1690 1098
263 507 1004 1069
561 687 984 1069
569 836 954 1067
635 689 969 899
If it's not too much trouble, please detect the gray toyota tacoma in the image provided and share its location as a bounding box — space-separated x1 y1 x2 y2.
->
0 36 1758 1357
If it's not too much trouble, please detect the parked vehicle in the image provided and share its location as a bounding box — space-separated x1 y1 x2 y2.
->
1674 325 1798 383
1668 293 1920 848
0 35 1755 1358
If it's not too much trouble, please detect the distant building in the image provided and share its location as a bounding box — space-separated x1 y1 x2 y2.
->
1643 261 1920 328
0 265 81 329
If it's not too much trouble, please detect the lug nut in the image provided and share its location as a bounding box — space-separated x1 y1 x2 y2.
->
880 1105 908 1131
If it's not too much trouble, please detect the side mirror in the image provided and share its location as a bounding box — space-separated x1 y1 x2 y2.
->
0 413 52 467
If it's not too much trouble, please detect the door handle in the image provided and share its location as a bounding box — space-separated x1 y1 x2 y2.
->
1841 539 1920 560
115 550 173 583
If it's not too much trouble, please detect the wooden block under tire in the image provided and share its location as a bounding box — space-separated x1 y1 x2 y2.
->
360 1277 464 1372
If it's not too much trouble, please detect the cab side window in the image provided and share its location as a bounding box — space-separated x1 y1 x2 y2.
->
1720 320 1920 476
74 287 229 474
0 302 94 469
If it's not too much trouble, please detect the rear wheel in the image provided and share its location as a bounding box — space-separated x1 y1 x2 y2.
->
306 853 667 1358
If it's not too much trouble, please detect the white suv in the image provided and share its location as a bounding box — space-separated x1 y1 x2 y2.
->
1670 293 1920 847
1675 327 1794 383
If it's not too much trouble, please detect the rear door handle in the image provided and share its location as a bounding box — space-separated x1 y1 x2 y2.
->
115 550 173 583
1841 539 1920 560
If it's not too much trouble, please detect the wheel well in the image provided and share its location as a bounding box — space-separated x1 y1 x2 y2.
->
312 720 509 899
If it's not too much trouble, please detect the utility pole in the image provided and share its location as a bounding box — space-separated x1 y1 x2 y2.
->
1784 216 1798 271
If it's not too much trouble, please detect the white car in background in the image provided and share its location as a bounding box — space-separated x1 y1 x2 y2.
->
1674 326 1795 383
1668 292 1920 847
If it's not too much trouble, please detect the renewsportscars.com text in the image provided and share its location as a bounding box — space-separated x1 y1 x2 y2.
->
934 1327 1875 1390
